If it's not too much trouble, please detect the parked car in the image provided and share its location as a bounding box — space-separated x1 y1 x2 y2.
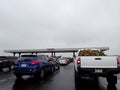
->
8 56 18 65
49 57 60 70
13 55 55 79
59 57 69 65
6 56 18 69
67 57 73 62
0 56 11 72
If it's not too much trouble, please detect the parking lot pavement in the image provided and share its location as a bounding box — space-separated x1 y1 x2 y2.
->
0 63 120 90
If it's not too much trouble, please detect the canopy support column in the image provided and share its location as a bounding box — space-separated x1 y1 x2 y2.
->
73 51 76 58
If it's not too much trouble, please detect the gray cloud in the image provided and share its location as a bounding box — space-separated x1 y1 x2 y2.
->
0 0 120 55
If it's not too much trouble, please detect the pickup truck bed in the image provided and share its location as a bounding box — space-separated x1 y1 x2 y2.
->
80 56 117 68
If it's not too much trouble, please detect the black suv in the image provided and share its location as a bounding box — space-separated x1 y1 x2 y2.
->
49 57 60 70
13 55 55 79
0 56 11 72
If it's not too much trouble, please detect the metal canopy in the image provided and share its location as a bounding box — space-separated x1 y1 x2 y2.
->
4 47 109 54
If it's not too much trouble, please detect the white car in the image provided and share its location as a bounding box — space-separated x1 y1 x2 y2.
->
59 58 69 65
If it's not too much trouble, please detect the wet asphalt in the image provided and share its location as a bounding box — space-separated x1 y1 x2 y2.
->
0 63 120 90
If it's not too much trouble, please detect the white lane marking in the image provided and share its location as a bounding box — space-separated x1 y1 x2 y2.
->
0 76 16 83
9 76 16 79
118 80 120 83
0 79 7 83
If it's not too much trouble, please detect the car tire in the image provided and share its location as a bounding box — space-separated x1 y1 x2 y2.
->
106 75 117 86
57 66 60 70
94 76 99 86
40 69 45 79
8 66 11 72
15 74 22 79
56 64 60 70
74 69 81 89
51 66 55 73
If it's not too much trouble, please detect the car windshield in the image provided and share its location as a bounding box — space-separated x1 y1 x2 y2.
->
61 57 67 59
79 50 105 56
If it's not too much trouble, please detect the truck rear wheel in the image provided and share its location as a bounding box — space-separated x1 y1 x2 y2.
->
0 68 3 72
57 66 60 70
50 66 55 73
75 70 80 81
74 70 81 89
106 75 117 86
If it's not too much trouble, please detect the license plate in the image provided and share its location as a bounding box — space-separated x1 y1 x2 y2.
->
21 64 26 67
95 69 102 73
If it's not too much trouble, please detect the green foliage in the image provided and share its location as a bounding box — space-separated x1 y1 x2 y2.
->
79 50 105 56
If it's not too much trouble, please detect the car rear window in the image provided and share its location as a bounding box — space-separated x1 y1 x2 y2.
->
18 55 38 61
21 55 37 57
0 56 7 60
18 57 38 61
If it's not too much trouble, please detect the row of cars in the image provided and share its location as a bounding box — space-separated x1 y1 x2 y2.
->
0 55 60 79
0 55 73 79
58 57 73 65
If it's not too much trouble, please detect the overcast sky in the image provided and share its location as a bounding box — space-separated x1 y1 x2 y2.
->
0 0 120 56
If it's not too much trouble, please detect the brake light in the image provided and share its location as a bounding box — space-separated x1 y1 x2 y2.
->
77 58 81 64
3 60 9 62
31 60 40 65
14 61 18 65
117 58 120 64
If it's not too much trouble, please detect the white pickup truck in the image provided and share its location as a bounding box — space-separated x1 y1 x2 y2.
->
74 48 120 87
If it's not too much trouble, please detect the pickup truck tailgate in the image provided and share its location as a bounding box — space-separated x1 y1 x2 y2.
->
80 56 117 68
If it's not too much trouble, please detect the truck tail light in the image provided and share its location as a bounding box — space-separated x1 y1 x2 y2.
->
77 58 81 64
117 58 120 64
31 60 40 65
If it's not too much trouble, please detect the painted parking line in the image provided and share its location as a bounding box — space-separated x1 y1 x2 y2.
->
0 76 16 83
0 79 7 83
9 76 16 79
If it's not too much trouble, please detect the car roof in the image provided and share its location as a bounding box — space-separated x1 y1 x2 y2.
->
0 56 7 58
21 55 37 57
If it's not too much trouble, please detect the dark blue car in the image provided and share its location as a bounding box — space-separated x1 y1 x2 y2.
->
13 55 55 79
